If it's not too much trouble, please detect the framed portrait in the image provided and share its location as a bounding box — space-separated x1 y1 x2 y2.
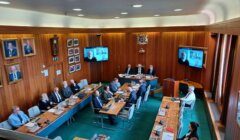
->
68 56 75 64
74 55 80 63
5 63 22 84
67 39 73 47
1 39 19 60
73 38 79 46
69 65 75 73
0 68 3 87
21 38 36 57
68 48 74 56
74 47 80 55
75 63 81 71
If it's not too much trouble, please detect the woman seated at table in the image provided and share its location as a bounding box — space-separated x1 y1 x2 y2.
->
102 86 113 103
38 93 52 112
177 121 199 140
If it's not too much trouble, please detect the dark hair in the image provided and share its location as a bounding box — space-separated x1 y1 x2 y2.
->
104 86 109 90
190 122 199 132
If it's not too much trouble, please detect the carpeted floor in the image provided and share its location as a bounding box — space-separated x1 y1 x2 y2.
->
48 93 213 140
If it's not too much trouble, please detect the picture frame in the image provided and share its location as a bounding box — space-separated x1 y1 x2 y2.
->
5 63 23 84
69 65 75 73
75 63 81 71
73 38 79 47
67 39 73 47
74 55 80 63
68 48 74 56
1 38 20 60
74 47 80 55
21 37 36 57
68 56 75 64
0 68 3 87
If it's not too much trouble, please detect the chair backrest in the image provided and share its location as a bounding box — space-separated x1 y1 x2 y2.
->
28 106 41 118
0 121 13 130
128 104 135 120
136 96 142 110
144 85 151 102
81 79 88 88
78 82 84 89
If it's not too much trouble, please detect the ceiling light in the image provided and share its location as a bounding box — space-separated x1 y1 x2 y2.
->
132 4 143 8
114 17 120 19
0 1 10 4
73 8 82 11
174 9 182 12
154 14 160 17
78 14 84 17
121 12 128 15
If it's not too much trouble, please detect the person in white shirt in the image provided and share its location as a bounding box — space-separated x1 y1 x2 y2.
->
180 86 196 107
135 64 145 74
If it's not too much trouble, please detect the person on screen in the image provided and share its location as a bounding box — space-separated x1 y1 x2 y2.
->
179 52 189 65
124 64 133 75
85 50 97 61
24 40 34 55
5 42 18 58
8 106 29 128
146 65 156 76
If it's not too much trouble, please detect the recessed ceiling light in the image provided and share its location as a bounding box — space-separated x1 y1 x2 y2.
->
154 14 160 17
78 14 84 17
132 4 143 8
174 9 182 12
121 12 128 15
114 17 120 19
73 8 82 11
0 1 10 4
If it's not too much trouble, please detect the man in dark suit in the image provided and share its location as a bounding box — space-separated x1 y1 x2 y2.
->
126 86 137 107
92 90 116 125
70 79 80 94
49 87 63 104
146 65 156 76
61 81 73 98
109 78 121 93
24 40 34 55
9 65 21 82
137 79 147 100
135 64 145 74
5 42 18 58
102 86 113 103
124 64 133 75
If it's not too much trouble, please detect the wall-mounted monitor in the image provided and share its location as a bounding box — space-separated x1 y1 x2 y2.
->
84 46 109 62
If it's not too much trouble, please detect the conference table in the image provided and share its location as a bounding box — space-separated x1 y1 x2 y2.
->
118 74 158 90
149 96 180 140
17 84 102 137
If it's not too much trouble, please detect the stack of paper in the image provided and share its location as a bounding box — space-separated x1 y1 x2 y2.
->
153 124 163 131
158 108 166 116
25 122 35 127
162 132 174 140
48 108 56 113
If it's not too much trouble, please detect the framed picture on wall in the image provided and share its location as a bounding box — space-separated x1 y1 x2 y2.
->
75 63 81 71
73 38 79 46
68 48 74 56
68 56 75 64
74 47 80 55
5 63 22 84
74 55 80 63
1 39 20 60
69 65 75 73
0 68 3 87
21 38 36 57
67 39 73 47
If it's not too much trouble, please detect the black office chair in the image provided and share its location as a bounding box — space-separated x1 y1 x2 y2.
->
179 83 188 95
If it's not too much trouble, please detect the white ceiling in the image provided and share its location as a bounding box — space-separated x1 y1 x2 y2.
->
2 0 208 19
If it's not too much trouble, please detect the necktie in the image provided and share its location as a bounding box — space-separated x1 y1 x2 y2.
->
127 68 130 74
138 68 141 74
17 114 23 123
55 92 61 102
97 97 102 107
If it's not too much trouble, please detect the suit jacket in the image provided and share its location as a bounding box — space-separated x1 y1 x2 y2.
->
128 91 137 104
24 45 33 55
92 96 103 112
70 84 80 94
61 86 73 98
146 69 156 76
38 100 51 111
137 82 147 99
9 71 21 82
5 48 18 57
135 67 145 74
109 81 120 93
124 67 133 74
102 90 113 103
49 92 63 104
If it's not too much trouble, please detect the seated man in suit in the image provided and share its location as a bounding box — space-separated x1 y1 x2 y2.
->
146 65 156 76
135 64 145 74
92 90 116 125
61 81 73 98
126 86 137 108
102 86 113 103
70 79 80 94
38 93 52 112
137 79 147 100
180 86 196 107
109 78 121 93
8 106 29 128
124 64 133 75
49 87 63 104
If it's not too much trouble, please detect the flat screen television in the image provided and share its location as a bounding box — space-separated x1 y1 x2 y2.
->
178 47 204 68
84 46 109 62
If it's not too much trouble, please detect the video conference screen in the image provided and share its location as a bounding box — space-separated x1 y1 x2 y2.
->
178 47 204 68
84 46 109 62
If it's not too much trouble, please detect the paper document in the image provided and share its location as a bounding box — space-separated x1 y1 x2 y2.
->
162 132 174 140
